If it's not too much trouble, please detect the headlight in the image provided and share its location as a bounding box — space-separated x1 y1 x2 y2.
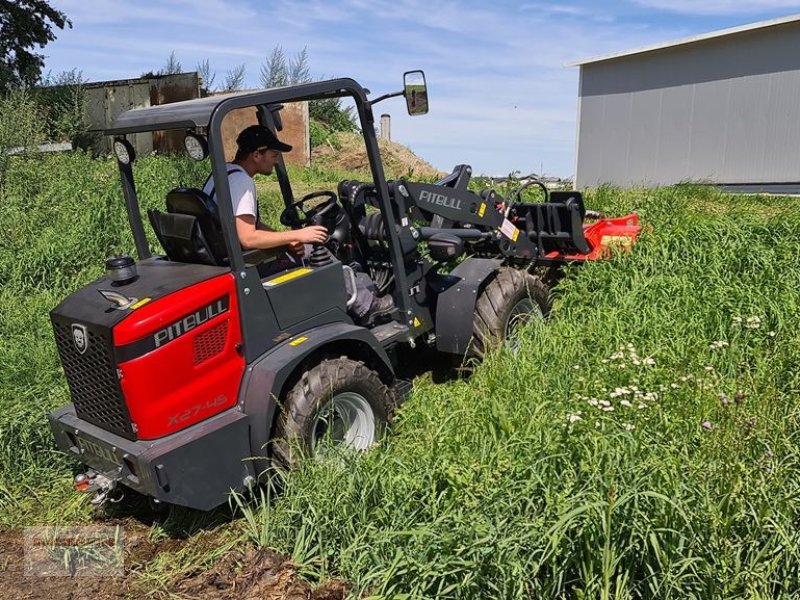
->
113 139 135 165
184 133 208 161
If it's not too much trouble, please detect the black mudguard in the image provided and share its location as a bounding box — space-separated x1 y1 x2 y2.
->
238 322 395 477
433 257 502 355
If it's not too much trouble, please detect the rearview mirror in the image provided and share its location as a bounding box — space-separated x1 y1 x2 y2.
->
404 70 428 116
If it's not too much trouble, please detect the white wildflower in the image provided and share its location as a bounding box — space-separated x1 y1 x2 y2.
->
638 403 647 410
602 405 615 412
623 423 635 431
620 400 633 408
744 316 762 329
643 357 656 366
567 413 583 423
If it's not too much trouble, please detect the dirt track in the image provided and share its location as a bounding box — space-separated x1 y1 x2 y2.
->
0 521 346 600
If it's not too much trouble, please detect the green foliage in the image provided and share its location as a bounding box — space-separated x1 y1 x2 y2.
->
159 50 182 75
221 63 246 92
309 97 356 134
197 58 216 94
0 0 71 91
35 69 97 149
236 186 800 598
259 44 356 141
4 151 800 598
0 152 208 525
0 87 45 188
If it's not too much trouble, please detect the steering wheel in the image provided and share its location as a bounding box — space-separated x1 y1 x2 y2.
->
280 191 338 229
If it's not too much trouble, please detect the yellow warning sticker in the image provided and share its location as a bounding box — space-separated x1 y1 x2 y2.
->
478 202 487 218
413 317 422 328
500 218 520 242
289 336 309 346
129 297 152 310
263 267 313 287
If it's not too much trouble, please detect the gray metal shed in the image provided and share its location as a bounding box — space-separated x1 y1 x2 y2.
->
571 14 800 192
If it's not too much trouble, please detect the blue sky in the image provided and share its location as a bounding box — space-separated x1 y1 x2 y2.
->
45 0 800 177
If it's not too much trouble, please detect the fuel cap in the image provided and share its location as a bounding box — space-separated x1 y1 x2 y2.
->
105 255 137 285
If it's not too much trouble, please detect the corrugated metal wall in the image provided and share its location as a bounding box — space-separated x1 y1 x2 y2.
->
84 73 201 155
575 21 800 188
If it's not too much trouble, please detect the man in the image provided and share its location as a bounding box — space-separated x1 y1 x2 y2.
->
204 124 394 326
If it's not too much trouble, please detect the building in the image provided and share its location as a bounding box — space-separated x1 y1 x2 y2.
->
82 74 309 166
571 14 800 192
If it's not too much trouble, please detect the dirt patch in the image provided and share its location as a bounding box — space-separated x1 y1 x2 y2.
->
313 131 445 180
171 547 347 600
0 529 128 600
0 525 346 600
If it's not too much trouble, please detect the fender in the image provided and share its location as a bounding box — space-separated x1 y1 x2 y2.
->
238 322 394 477
434 257 502 355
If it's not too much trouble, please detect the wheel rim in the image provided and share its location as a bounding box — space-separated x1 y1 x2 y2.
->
311 392 376 457
504 297 544 342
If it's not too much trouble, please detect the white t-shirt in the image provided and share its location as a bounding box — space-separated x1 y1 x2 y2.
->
202 164 258 219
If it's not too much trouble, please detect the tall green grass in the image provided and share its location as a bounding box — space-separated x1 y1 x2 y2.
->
0 150 364 526
236 186 800 598
0 152 209 525
3 151 800 598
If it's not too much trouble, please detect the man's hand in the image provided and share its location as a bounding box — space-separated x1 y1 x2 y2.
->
296 225 328 245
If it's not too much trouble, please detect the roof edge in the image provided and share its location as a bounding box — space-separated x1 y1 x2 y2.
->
566 13 800 67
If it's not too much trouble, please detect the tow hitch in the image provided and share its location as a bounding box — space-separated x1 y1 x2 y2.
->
74 470 124 506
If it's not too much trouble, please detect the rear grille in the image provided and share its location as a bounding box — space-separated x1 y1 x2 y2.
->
193 320 229 365
52 320 136 440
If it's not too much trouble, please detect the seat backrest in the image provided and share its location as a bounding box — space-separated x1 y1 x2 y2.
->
149 188 229 265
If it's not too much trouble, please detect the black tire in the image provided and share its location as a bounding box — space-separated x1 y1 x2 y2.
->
271 357 393 470
470 268 552 358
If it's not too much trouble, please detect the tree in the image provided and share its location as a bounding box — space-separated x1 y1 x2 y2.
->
260 45 311 88
221 63 246 92
260 45 288 88
0 0 71 91
258 45 356 141
197 58 215 93
159 51 182 75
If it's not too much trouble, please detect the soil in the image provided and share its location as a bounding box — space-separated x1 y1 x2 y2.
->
0 521 347 600
312 131 446 180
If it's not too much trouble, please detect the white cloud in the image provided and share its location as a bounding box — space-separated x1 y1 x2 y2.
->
630 1 800 15
46 0 783 176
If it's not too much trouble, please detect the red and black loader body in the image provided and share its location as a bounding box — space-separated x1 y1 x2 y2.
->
48 73 640 511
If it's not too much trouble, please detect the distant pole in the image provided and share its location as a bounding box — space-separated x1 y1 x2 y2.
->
380 114 391 141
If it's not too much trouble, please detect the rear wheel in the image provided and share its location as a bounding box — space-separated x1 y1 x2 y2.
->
272 357 393 469
470 268 551 358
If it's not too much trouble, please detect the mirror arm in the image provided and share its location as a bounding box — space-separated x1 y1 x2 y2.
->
369 89 404 106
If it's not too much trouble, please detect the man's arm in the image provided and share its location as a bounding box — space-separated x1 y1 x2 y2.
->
236 215 327 250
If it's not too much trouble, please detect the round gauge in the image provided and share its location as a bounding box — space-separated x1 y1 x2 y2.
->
184 133 208 161
113 139 134 165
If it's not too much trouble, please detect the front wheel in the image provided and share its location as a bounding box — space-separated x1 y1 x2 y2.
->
271 357 393 469
470 268 552 358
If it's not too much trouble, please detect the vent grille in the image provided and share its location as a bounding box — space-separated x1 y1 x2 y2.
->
193 320 229 365
52 320 135 440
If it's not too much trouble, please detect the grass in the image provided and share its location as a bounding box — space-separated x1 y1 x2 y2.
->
2 151 800 598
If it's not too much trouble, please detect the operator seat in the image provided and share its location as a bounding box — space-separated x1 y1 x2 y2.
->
148 188 229 266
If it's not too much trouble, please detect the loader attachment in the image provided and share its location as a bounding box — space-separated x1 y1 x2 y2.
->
508 191 641 262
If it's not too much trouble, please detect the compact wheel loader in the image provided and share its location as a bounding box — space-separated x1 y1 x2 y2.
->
49 71 640 510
